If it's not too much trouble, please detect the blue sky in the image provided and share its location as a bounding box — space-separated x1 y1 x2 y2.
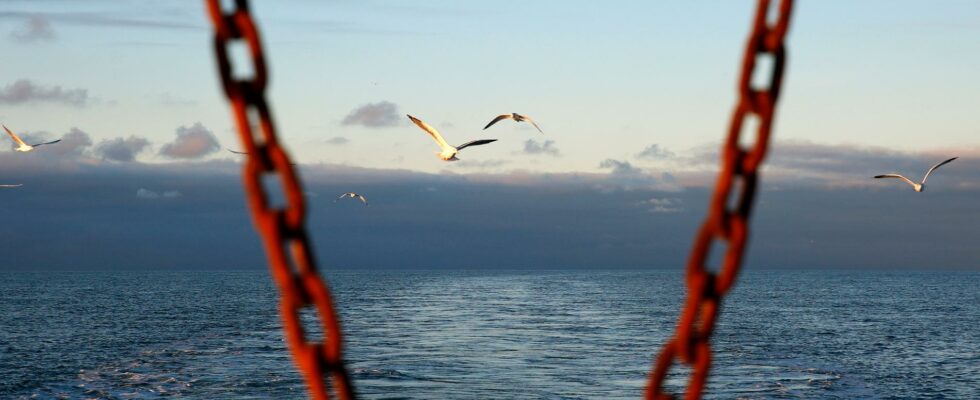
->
0 1 978 270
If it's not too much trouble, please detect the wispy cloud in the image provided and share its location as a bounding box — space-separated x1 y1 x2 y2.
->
9 15 55 43
0 11 202 31
521 139 560 157
0 79 89 107
643 197 684 213
341 101 400 128
451 159 510 170
159 123 220 160
95 136 151 162
136 188 182 199
153 92 196 107
325 136 349 145
636 144 675 161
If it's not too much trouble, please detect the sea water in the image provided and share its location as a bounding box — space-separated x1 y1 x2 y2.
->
1 269 977 399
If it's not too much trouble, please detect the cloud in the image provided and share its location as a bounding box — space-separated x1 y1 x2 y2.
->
451 159 510 170
521 139 560 157
0 155 979 270
14 127 93 158
154 92 196 107
10 16 55 43
341 101 399 128
762 140 980 189
0 79 89 106
95 136 151 162
0 11 201 31
159 123 220 160
325 137 349 145
636 144 675 161
643 197 684 213
136 188 182 199
597 159 683 192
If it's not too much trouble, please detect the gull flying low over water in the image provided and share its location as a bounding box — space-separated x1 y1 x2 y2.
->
874 157 958 192
335 192 368 206
3 125 61 152
407 115 497 161
483 113 543 134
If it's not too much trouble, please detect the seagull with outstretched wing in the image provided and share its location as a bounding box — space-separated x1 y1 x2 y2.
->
874 157 958 192
3 125 61 152
407 115 497 161
483 113 543 134
335 192 368 206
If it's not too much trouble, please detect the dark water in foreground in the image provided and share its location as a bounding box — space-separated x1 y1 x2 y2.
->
1 269 978 399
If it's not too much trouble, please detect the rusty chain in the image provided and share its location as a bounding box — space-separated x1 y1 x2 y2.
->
204 1 354 399
645 1 794 399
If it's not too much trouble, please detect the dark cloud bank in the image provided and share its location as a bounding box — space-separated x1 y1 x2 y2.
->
1 140 978 272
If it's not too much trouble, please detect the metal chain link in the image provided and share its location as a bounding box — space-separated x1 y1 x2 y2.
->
203 1 354 399
645 1 794 399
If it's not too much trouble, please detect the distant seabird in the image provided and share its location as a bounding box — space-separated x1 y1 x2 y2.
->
335 192 368 206
3 125 61 152
483 113 543 133
874 157 958 192
407 115 497 161
0 184 22 188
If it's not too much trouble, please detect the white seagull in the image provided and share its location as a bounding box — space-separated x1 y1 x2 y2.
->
335 192 368 206
483 113 543 133
407 115 497 161
874 157 958 192
3 125 61 152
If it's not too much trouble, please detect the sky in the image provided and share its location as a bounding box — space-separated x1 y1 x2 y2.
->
0 1 978 270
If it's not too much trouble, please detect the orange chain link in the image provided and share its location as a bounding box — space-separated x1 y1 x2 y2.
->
203 1 354 399
645 1 794 399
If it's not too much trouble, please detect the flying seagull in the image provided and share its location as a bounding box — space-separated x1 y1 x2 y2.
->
407 115 497 161
3 125 61 152
874 157 958 192
483 113 543 134
335 192 368 206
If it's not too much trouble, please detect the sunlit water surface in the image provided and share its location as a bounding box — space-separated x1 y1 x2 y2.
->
1 269 977 399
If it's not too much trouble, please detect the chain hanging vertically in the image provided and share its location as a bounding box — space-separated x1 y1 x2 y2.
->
203 1 354 399
645 1 794 399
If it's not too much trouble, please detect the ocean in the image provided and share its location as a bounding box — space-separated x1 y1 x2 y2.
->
1 269 977 399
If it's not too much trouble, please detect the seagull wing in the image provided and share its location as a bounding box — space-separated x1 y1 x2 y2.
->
921 157 958 184
3 125 28 147
30 139 61 147
356 194 368 205
456 139 497 151
874 174 918 187
483 114 512 130
521 115 544 134
335 192 351 202
407 115 452 151
228 148 249 155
